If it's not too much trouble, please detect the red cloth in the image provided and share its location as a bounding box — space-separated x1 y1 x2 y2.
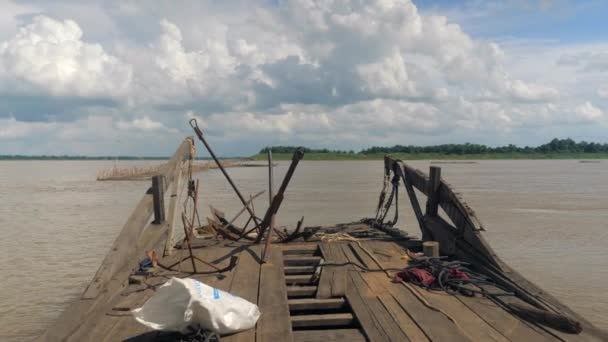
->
448 268 470 280
393 268 435 286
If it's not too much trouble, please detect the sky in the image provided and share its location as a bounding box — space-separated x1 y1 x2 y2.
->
0 0 607 156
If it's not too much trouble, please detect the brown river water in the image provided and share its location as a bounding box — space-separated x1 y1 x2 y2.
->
1 160 607 340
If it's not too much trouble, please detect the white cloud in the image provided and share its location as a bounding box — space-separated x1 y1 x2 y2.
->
117 116 167 131
0 15 131 97
0 0 606 155
575 102 603 122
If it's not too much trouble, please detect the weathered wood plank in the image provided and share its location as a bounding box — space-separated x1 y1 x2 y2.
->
317 242 348 298
286 274 315 285
456 294 555 342
346 271 410 342
257 246 293 342
223 246 261 342
287 286 317 298
293 329 366 342
284 255 322 266
365 272 470 342
289 298 346 311
377 294 430 342
291 313 355 328
413 290 509 342
285 266 317 275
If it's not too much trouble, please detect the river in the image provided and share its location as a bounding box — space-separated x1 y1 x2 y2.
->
0 159 606 340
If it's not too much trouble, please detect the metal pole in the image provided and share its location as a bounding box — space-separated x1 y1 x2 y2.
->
255 148 304 243
262 148 274 262
189 119 262 230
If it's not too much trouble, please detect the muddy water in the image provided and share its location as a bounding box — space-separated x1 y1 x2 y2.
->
0 160 606 340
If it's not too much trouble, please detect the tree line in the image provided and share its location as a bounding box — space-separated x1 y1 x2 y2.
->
260 138 608 155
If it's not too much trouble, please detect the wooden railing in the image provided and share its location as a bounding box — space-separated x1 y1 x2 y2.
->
42 137 194 341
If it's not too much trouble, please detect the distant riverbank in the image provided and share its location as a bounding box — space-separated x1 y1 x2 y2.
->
251 152 608 161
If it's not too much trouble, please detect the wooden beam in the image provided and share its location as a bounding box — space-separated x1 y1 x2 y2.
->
289 298 346 311
293 329 366 342
287 286 317 298
291 313 355 328
257 246 294 342
285 274 315 285
284 256 322 266
425 166 441 217
285 266 317 275
151 175 165 224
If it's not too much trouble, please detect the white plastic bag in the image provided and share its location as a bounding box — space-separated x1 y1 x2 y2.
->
132 277 260 335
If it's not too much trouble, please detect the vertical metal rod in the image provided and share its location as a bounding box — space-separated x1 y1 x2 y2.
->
255 148 304 243
181 213 197 273
262 149 274 262
189 119 262 230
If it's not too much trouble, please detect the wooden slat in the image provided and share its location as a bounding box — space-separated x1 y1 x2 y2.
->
257 246 293 342
412 289 509 341
284 256 322 266
347 271 411 342
289 298 346 311
291 313 355 328
456 295 555 342
285 266 317 275
293 329 366 342
287 286 317 298
377 295 430 342
365 272 470 342
281 244 319 255
286 274 315 285
317 242 348 298
223 246 262 342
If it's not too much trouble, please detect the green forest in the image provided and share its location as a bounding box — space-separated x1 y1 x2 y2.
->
255 138 608 160
259 138 608 155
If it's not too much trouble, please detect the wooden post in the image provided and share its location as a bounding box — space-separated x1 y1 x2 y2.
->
426 166 441 217
422 241 439 258
152 175 165 224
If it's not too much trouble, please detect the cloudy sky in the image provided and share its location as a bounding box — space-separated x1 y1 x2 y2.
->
0 0 607 156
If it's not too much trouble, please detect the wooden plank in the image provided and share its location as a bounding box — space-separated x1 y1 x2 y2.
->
286 274 315 285
285 266 316 275
317 242 348 298
348 271 410 342
377 295 430 342
287 286 317 298
425 166 441 216
365 272 471 342
284 255 322 266
456 294 555 342
223 246 261 342
412 289 509 341
289 298 346 311
291 313 355 328
257 246 293 342
293 329 366 342
281 244 319 255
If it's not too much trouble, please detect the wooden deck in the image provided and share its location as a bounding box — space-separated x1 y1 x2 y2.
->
40 139 606 341
50 222 603 341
